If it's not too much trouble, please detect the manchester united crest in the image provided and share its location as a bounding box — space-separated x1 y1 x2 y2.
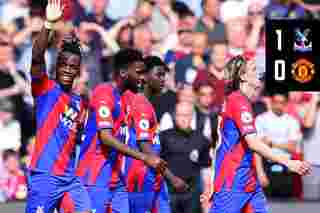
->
291 59 315 83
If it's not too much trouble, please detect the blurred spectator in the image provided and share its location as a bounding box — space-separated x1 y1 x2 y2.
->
0 98 21 152
193 40 227 111
255 92 302 198
134 0 156 24
175 32 209 86
221 0 264 58
0 149 27 202
75 0 115 29
160 85 195 131
195 0 226 43
0 0 29 25
160 101 211 213
20 136 35 170
266 0 306 19
132 24 154 56
163 3 196 67
193 82 218 142
301 93 320 200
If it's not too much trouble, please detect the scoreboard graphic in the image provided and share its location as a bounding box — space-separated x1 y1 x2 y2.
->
266 19 319 92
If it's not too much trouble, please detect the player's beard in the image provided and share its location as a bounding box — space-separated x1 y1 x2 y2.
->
123 78 144 94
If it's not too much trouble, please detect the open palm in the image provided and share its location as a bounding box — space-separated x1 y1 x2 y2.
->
46 0 64 22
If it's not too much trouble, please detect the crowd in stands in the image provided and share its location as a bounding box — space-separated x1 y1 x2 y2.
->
0 0 320 211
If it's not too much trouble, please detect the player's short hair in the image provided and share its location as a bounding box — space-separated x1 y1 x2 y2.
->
271 91 289 100
2 149 18 161
113 48 144 75
59 34 82 59
144 56 169 73
224 55 247 95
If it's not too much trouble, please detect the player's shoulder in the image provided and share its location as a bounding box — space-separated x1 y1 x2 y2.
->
227 91 251 107
92 83 115 95
132 94 153 111
90 83 118 106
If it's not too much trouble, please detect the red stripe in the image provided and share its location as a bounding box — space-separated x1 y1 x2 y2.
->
214 140 246 191
89 150 108 185
53 99 87 175
32 77 56 97
225 141 246 189
76 136 97 177
126 159 140 192
136 161 146 191
151 202 159 213
243 202 255 213
109 153 124 188
60 192 75 213
106 203 112 213
52 96 78 175
153 174 163 192
30 94 68 170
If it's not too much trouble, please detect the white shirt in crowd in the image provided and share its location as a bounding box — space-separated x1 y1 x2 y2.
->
303 111 320 166
255 111 302 159
159 110 212 140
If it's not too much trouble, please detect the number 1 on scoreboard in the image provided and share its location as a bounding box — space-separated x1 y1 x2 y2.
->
276 29 282 51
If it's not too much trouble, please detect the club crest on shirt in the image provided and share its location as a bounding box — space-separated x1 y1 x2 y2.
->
60 106 79 130
98 106 111 118
189 149 199 162
241 111 253 123
139 119 150 130
36 206 44 213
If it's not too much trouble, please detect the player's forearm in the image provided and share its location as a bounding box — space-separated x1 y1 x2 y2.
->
98 28 120 53
247 135 290 167
99 131 147 161
164 168 177 182
246 25 262 51
32 27 52 63
303 99 318 128
272 142 297 153
254 153 266 175
140 142 156 156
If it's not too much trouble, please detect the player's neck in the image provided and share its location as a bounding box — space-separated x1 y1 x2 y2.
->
239 83 253 100
60 84 72 93
144 87 161 99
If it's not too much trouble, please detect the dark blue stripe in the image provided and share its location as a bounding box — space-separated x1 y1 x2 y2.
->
112 88 121 120
79 110 97 159
215 119 240 178
35 85 62 130
35 120 71 173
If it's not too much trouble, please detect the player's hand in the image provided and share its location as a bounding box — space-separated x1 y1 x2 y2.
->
287 160 311 176
171 175 189 192
144 155 167 174
46 0 64 23
257 172 270 188
200 190 213 204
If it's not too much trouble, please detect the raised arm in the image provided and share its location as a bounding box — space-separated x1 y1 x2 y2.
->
31 0 64 78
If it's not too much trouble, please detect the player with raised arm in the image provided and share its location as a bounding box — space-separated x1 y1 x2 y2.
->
122 56 174 213
59 49 167 213
26 0 91 213
207 56 311 213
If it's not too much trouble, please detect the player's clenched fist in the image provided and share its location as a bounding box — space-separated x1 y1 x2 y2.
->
145 155 167 174
45 0 64 29
287 160 312 176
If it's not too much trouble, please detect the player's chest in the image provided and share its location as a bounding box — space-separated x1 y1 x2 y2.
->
58 97 83 131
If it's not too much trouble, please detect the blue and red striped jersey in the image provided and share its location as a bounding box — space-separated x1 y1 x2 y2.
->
214 91 259 192
76 83 125 188
29 71 86 176
122 94 163 193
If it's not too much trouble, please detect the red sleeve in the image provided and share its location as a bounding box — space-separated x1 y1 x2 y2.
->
91 87 115 130
131 95 154 142
31 73 56 97
227 95 256 136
